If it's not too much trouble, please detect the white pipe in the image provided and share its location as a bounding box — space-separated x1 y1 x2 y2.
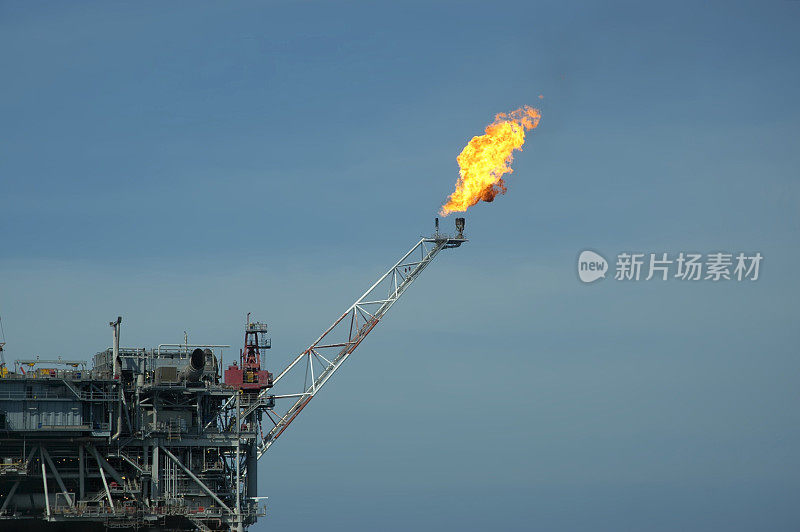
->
110 317 121 378
110 317 123 440
40 448 50 518
111 392 123 441
98 464 114 512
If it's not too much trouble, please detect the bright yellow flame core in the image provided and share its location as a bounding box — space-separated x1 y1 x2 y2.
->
440 106 541 216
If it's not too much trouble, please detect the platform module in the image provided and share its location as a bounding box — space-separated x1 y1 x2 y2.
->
0 219 467 531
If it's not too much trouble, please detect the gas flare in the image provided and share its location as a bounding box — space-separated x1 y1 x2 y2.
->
440 106 541 216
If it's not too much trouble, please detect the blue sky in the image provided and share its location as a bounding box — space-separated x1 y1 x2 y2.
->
1 2 799 531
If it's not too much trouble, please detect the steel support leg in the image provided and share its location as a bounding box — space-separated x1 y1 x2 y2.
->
40 447 50 518
78 444 84 501
41 446 75 508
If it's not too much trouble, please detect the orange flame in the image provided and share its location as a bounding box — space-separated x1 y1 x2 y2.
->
440 105 541 216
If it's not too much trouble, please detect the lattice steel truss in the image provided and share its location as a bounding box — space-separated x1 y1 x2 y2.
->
253 228 466 458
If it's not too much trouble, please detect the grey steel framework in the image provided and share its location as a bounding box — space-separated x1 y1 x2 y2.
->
253 228 465 457
0 220 466 531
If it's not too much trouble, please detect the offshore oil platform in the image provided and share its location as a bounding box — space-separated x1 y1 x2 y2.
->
0 219 466 531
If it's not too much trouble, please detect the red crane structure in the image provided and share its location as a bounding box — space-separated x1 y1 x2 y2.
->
224 315 273 392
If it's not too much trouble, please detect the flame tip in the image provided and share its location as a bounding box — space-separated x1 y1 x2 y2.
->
440 105 540 215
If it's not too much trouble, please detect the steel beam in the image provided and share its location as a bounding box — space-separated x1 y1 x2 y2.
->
160 445 232 514
86 444 125 485
78 444 84 501
40 448 50 518
40 446 75 508
97 463 115 513
0 481 20 512
152 443 159 499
